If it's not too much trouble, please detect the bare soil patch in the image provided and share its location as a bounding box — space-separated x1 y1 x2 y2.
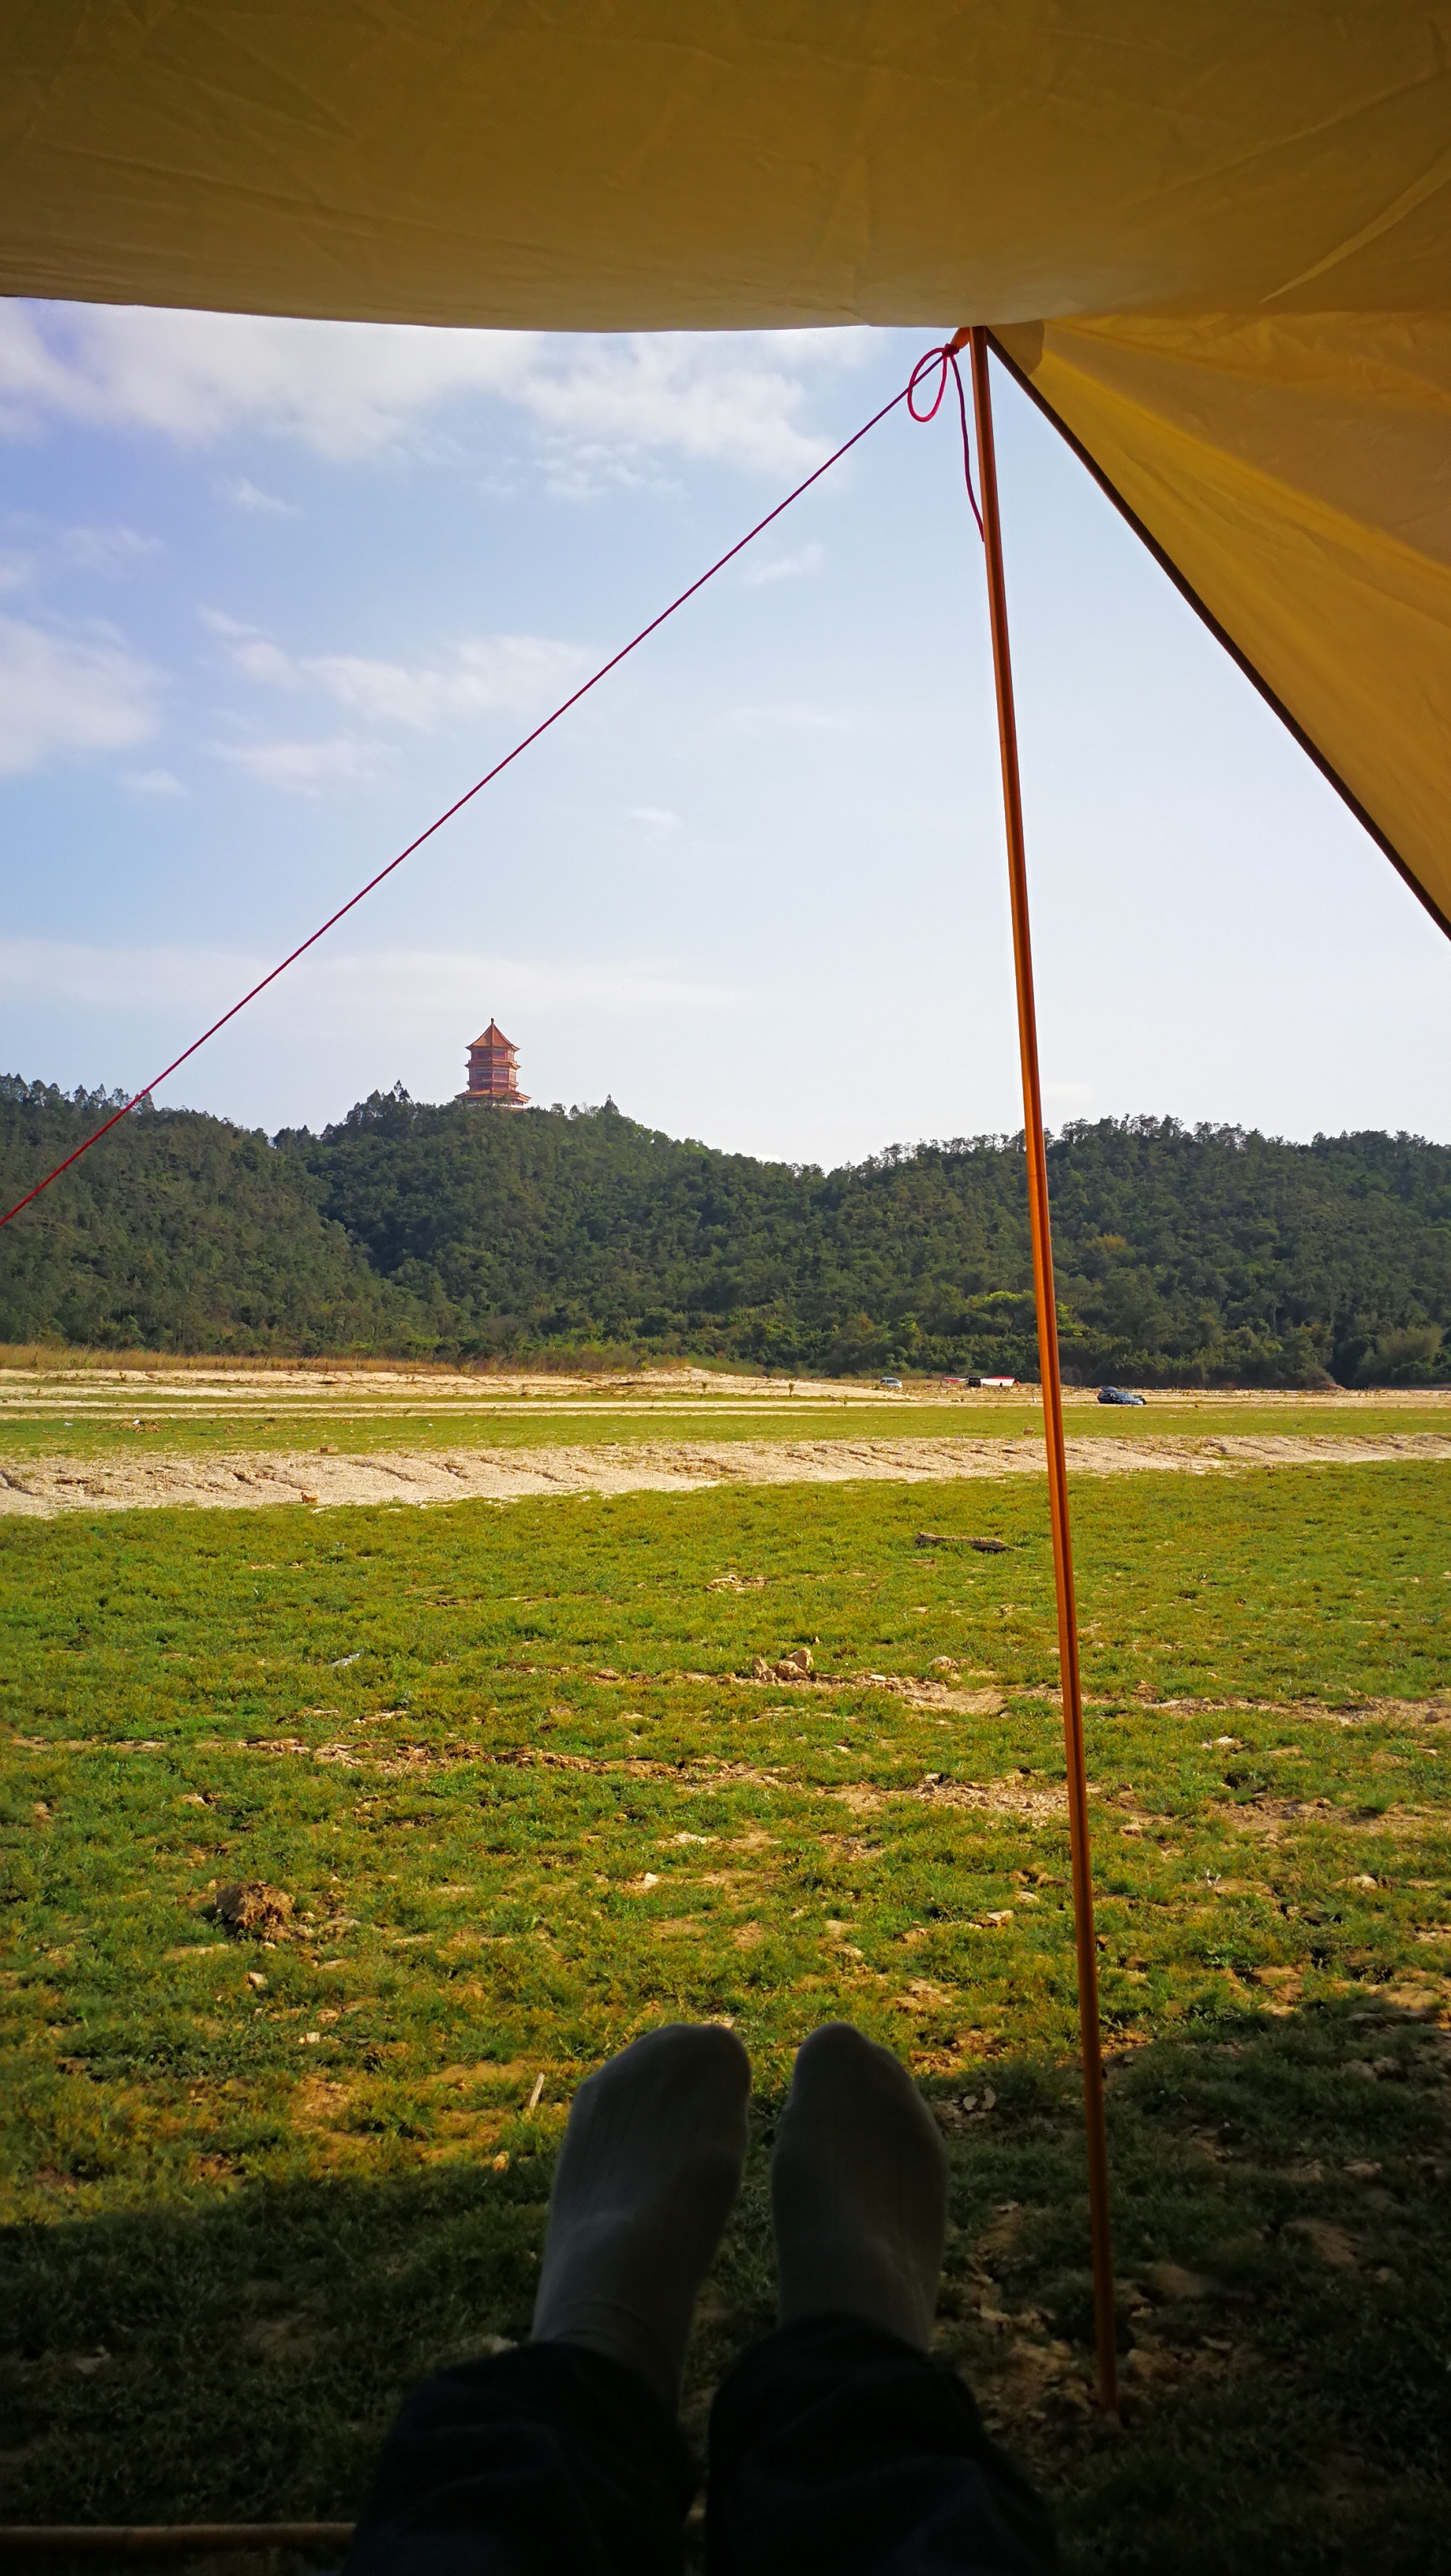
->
2 1427 1448 1517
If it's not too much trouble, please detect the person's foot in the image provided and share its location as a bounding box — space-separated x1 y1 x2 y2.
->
531 2023 751 2409
771 2022 947 2349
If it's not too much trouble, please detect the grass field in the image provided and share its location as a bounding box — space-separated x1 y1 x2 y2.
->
2 1460 1449 2571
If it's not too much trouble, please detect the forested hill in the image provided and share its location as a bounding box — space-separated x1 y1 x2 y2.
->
2 1075 1449 1384
0 1078 395 1356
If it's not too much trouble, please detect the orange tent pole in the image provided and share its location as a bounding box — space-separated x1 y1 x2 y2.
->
965 325 1118 2411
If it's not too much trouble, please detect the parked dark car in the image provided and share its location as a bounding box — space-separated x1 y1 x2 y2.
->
1097 1386 1146 1406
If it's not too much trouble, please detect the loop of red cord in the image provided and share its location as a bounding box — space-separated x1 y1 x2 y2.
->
1 339 983 1231
906 339 984 535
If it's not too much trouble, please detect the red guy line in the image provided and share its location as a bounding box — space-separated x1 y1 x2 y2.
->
2 342 973 1230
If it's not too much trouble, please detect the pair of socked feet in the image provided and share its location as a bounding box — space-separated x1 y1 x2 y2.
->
531 2020 947 2409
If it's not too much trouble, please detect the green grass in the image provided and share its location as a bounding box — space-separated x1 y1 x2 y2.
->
2 1466 1449 2570
1 1391 1003 1460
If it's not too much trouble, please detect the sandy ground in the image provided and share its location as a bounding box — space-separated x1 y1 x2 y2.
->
6 1363 1449 1415
2 1428 1448 1517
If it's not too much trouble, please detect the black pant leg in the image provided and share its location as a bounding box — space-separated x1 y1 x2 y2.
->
345 2339 697 2576
706 2314 1057 2576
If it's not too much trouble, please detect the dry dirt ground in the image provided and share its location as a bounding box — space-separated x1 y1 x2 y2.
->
4 1426 1449 1517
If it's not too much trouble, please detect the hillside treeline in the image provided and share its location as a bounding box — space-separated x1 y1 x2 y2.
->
0 1078 392 1355
2 1075 1448 1384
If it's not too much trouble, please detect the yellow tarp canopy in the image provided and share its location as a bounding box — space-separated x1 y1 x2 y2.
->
3 3 1449 932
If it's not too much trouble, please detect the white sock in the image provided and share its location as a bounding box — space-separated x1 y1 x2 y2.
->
772 2022 947 2350
531 2023 751 2409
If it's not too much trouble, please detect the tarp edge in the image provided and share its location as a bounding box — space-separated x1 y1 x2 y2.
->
984 330 1451 948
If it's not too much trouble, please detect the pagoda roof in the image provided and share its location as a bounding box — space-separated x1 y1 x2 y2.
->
470 1020 516 1049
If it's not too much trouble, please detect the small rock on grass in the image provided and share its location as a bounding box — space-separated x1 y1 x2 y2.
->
749 1647 813 1681
1285 2217 1357 2268
1146 2260 1216 2301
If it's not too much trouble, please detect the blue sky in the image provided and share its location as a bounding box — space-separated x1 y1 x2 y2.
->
2 301 1448 1168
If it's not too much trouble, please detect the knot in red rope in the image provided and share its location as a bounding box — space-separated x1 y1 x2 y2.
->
907 340 984 537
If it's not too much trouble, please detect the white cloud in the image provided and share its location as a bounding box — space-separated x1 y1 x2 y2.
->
0 615 160 774
521 339 855 480
627 805 681 829
740 542 825 588
0 522 156 591
123 767 186 797
306 948 734 1019
312 637 592 729
230 637 298 686
61 523 159 574
215 735 384 792
0 937 251 1014
0 303 528 458
204 612 593 735
0 303 872 477
0 937 733 1029
217 476 295 515
722 700 853 735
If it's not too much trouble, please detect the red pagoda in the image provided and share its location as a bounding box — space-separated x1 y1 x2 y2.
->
461 1019 529 1108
